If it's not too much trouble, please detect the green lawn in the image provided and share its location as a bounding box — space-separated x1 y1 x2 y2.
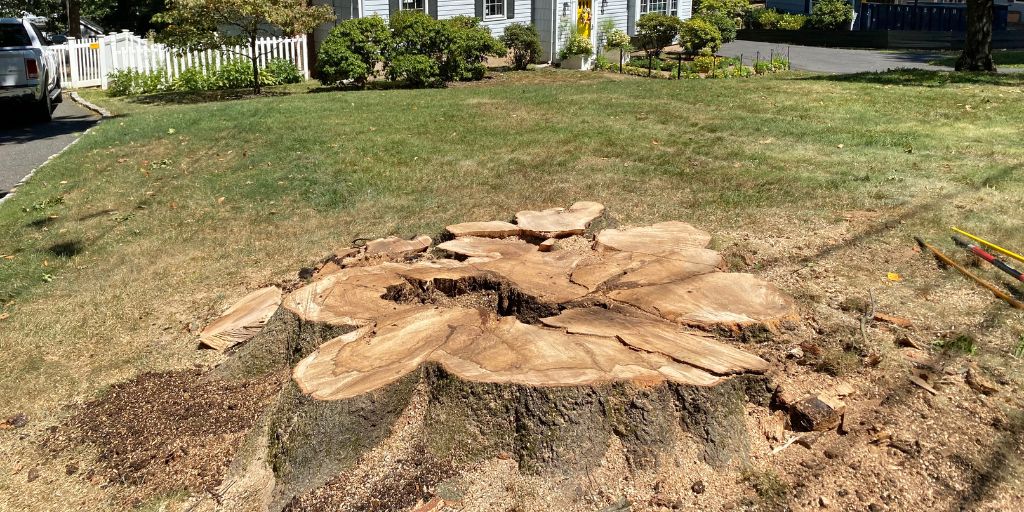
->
929 49 1024 68
1 67 1024 508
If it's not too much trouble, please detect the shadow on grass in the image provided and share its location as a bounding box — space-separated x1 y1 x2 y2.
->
802 68 1024 88
125 88 293 106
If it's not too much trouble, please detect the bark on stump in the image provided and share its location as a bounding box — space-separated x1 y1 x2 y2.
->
202 204 795 508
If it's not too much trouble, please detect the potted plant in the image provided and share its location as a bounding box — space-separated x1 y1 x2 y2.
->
559 32 594 70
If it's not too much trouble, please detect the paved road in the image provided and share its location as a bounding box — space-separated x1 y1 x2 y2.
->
0 99 100 200
720 40 951 74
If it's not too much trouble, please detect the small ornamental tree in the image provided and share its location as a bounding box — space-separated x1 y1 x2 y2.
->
318 16 392 86
695 0 751 20
807 0 853 30
502 23 541 71
679 17 722 57
636 13 682 75
696 10 737 43
604 27 633 72
154 0 335 94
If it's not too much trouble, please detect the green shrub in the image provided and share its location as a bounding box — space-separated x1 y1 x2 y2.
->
636 13 682 58
693 54 717 73
560 32 593 59
215 59 256 89
170 66 213 92
388 53 442 87
106 68 167 96
679 17 722 57
754 56 789 74
809 0 853 30
440 16 505 82
696 10 737 43
264 58 303 85
748 8 807 30
502 23 541 70
695 0 750 19
318 16 391 86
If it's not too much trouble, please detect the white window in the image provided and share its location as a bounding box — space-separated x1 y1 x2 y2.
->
485 0 506 18
401 0 426 12
639 0 672 15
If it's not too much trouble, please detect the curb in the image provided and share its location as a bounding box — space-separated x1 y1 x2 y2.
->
70 90 112 118
0 93 105 207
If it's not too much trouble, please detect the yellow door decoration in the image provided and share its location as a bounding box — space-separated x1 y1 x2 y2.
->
576 0 592 39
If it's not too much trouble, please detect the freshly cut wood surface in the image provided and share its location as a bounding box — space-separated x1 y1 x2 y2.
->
475 251 589 304
540 308 769 374
614 248 724 288
437 236 537 259
293 310 720 400
364 235 432 258
199 286 283 351
595 221 713 255
609 273 797 330
515 201 605 238
445 221 521 239
283 264 416 326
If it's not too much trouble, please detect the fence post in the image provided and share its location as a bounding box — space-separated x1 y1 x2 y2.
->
67 37 80 88
300 34 310 80
99 36 109 89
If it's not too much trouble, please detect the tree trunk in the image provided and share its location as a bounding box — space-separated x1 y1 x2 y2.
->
956 0 996 72
68 0 82 38
251 36 261 95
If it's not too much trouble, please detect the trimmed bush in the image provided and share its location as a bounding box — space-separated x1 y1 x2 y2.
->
560 32 594 59
747 8 807 30
696 10 737 43
679 17 722 57
809 0 854 30
502 23 541 70
695 0 751 19
636 13 682 58
216 59 256 89
389 53 442 87
441 16 505 82
106 68 168 97
317 16 391 86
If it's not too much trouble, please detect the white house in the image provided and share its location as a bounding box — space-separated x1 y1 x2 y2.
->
311 0 693 64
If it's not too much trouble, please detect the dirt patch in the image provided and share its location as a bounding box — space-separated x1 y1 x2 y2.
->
49 370 282 504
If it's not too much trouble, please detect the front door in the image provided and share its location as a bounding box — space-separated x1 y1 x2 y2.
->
576 0 593 38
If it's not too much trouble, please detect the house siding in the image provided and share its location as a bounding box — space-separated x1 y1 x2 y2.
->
766 0 810 13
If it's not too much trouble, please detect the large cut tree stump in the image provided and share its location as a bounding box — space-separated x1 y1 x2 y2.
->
202 203 796 507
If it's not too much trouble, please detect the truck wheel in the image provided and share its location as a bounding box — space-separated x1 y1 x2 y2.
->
36 85 54 122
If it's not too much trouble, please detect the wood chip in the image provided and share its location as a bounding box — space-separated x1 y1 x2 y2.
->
909 373 939 395
873 312 913 329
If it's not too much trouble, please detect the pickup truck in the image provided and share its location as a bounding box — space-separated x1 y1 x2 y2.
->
0 18 62 122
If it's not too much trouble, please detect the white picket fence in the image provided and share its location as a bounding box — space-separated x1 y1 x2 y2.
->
47 31 310 89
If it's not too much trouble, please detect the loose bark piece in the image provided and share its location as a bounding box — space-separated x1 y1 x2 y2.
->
873 312 913 329
199 286 283 351
515 201 605 238
538 238 557 252
540 307 768 375
446 221 521 239
294 311 720 401
283 264 417 327
790 395 845 432
609 273 797 330
595 221 712 255
364 235 432 258
965 362 998 395
437 236 537 259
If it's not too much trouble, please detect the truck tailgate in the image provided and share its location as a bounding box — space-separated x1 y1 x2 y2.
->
0 49 34 87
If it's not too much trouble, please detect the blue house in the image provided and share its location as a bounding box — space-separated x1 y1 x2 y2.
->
311 0 693 63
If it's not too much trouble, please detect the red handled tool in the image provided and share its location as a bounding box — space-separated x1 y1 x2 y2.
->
952 235 1024 283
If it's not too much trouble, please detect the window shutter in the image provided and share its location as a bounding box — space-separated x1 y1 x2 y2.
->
475 0 484 19
390 0 400 15
627 0 636 35
507 0 515 19
430 0 439 18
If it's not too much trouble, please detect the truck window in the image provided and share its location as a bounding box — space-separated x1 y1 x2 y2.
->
0 24 32 47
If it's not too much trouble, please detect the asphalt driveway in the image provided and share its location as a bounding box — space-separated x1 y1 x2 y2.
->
720 40 952 74
0 99 100 200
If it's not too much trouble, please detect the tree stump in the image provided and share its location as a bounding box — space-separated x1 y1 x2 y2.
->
203 204 796 507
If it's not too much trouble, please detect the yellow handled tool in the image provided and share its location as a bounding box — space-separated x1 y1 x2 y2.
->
917 237 1024 311
951 227 1024 264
